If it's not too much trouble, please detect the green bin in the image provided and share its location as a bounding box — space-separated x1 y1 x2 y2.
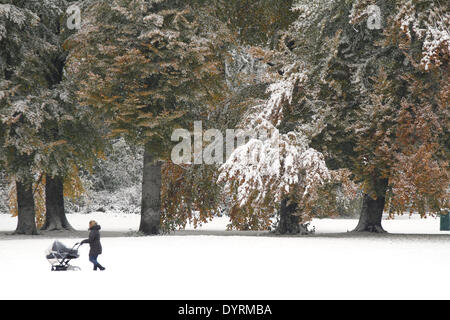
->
440 213 450 231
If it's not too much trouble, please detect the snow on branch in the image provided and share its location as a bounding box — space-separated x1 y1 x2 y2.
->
350 0 449 71
218 63 330 212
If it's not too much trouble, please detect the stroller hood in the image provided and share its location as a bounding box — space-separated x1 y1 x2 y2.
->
51 240 69 252
46 241 79 259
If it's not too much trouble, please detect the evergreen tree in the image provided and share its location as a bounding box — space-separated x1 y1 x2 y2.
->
155 1 299 233
215 0 296 48
67 0 231 234
219 0 448 233
0 0 65 234
0 0 104 233
283 0 449 232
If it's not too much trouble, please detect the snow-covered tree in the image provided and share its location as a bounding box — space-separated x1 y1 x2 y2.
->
160 2 301 232
283 0 449 232
0 0 65 234
0 0 104 233
67 0 231 234
218 62 334 232
219 0 448 233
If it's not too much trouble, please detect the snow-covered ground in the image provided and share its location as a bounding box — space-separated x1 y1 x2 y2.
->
1 213 450 299
0 211 448 234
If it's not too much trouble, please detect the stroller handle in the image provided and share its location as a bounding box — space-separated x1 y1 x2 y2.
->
72 242 82 251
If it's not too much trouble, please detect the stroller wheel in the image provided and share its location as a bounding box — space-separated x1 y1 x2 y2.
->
68 265 81 271
51 265 69 271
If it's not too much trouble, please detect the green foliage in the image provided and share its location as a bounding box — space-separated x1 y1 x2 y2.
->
67 0 231 159
161 162 222 232
284 0 449 214
215 0 297 47
0 0 104 183
0 0 64 181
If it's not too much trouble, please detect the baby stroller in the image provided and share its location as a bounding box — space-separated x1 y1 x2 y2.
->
46 241 82 271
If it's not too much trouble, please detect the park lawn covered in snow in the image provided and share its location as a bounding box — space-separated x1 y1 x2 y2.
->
0 212 449 234
1 213 450 299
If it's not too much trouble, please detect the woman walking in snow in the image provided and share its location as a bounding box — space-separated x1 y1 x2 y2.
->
81 220 105 271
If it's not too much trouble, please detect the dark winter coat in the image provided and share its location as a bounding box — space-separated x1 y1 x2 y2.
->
81 225 102 256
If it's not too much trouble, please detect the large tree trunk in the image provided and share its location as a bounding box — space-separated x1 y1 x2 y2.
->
41 176 73 231
276 199 300 234
14 181 38 235
353 178 389 233
139 145 162 235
